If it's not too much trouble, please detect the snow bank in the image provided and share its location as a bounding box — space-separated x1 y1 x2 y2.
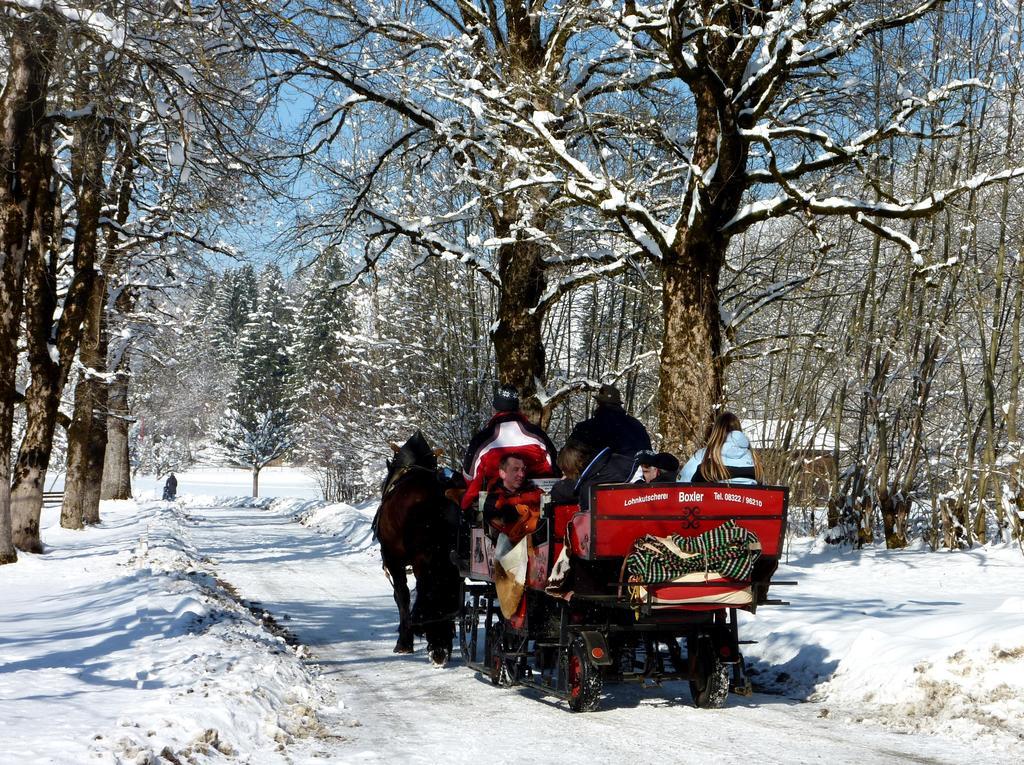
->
742 538 1024 748
295 498 377 552
7 479 1020 759
0 499 334 763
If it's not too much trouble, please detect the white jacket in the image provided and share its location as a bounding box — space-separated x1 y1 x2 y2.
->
678 430 757 484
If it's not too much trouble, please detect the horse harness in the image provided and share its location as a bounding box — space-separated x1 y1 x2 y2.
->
381 463 439 502
373 464 441 542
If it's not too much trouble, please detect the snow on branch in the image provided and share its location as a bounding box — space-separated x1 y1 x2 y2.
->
99 216 240 261
723 331 824 364
725 166 1024 243
360 208 499 285
4 1 128 47
788 0 944 72
745 79 983 184
725 274 815 332
524 111 675 258
531 257 629 316
535 349 660 410
338 127 426 233
242 42 448 135
854 215 924 265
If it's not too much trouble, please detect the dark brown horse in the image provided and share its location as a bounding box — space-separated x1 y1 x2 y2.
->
374 431 462 665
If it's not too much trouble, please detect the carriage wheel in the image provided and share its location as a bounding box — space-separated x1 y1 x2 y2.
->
458 594 479 664
485 617 515 686
566 636 603 712
687 635 730 709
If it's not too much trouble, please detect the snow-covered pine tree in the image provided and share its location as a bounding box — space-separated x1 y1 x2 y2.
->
217 265 295 496
133 275 222 475
211 265 258 359
289 253 360 499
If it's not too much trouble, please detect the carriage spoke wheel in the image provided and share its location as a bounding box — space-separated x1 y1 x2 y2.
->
687 635 730 709
485 617 515 686
458 594 479 664
565 636 603 712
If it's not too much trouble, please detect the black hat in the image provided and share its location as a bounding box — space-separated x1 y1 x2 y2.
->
635 449 659 466
595 383 622 406
493 384 520 412
653 452 680 474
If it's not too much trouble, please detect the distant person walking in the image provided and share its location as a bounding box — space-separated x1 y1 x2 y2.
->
162 473 178 501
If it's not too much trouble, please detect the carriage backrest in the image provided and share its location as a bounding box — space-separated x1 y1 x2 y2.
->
567 483 788 561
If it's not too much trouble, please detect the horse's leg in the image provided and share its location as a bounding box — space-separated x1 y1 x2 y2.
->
418 552 460 667
425 619 455 667
385 556 414 653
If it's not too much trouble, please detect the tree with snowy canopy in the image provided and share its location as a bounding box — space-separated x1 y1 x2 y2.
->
514 0 1024 453
1 0 284 558
264 0 1024 456
288 253 360 497
259 0 649 421
218 266 296 496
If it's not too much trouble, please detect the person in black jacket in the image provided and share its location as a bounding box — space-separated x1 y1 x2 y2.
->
552 446 640 510
567 383 652 458
633 450 680 483
549 442 594 505
162 473 177 501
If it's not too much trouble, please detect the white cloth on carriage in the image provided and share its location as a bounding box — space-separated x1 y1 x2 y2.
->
629 569 755 608
493 532 529 618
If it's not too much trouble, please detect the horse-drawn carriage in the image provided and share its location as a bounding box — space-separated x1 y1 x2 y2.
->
456 480 791 711
376 432 792 711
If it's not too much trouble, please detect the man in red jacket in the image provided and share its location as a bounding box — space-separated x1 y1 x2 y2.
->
482 453 543 544
461 384 558 513
483 453 543 623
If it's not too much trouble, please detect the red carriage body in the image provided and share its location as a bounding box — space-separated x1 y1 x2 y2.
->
459 481 792 711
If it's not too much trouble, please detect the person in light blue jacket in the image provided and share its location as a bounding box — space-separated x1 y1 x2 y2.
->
678 412 763 485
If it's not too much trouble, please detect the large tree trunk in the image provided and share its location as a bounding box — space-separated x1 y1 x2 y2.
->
63 243 114 528
492 236 546 401
0 18 56 564
63 276 110 527
99 147 135 502
100 354 132 500
10 104 61 553
655 80 745 454
11 181 101 543
13 104 124 546
659 236 725 454
656 76 746 454
252 468 260 498
880 491 910 549
61 114 112 530
10 385 60 552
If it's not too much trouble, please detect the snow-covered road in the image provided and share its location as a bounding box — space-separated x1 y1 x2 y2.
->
189 501 1006 765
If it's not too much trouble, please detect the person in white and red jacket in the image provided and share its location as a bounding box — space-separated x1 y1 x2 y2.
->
460 384 558 513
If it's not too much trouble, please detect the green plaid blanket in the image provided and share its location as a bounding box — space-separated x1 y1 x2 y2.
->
624 520 761 583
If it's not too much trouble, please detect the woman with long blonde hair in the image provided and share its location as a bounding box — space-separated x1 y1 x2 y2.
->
678 412 763 484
